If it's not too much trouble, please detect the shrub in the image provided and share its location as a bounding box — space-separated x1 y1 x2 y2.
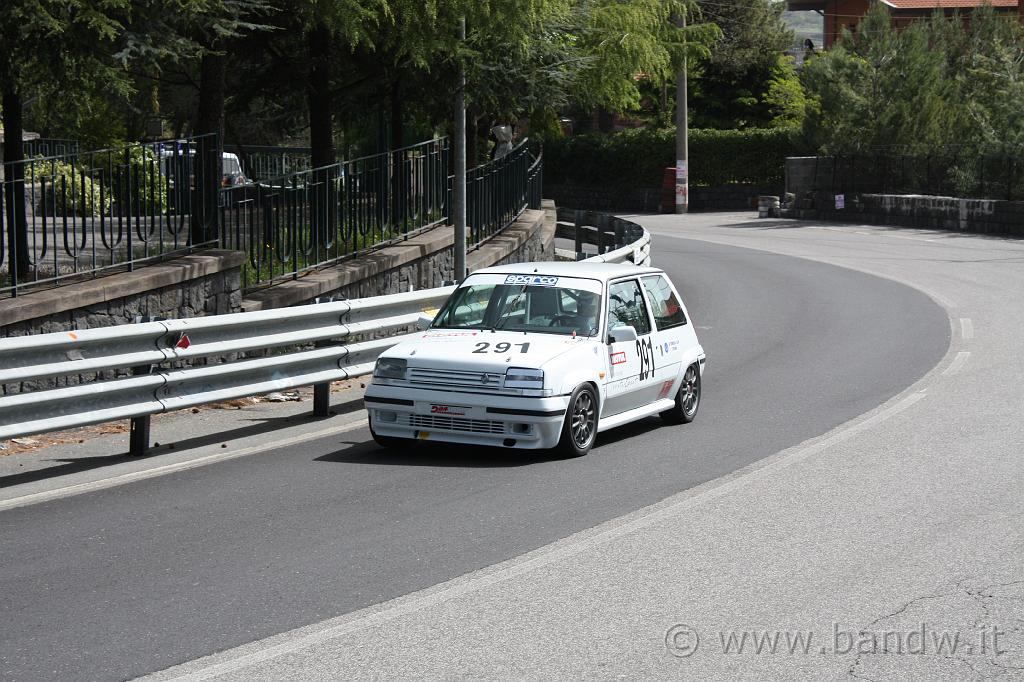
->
112 145 168 214
544 127 806 190
27 158 111 218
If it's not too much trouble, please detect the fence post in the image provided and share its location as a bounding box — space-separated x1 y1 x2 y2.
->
597 213 608 254
573 210 584 259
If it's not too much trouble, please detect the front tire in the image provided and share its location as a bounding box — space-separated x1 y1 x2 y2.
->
661 363 701 425
557 383 599 457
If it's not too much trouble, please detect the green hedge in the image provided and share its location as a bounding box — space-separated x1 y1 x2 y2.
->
544 127 805 190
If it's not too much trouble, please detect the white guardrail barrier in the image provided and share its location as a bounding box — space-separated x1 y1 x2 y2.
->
0 215 650 454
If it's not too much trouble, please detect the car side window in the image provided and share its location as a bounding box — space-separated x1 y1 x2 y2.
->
641 275 687 330
607 279 652 336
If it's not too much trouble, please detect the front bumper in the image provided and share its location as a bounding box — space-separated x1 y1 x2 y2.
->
364 382 569 449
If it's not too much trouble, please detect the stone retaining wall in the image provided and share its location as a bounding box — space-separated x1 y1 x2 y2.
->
784 192 1024 236
0 251 244 338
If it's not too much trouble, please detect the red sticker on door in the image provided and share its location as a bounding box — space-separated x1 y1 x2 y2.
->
611 351 627 365
657 380 675 399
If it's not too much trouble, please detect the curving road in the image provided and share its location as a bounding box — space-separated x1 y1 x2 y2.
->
0 234 949 681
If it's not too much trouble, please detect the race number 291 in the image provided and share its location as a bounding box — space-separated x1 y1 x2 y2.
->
636 337 655 380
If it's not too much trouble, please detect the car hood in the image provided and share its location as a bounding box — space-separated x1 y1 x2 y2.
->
384 329 596 372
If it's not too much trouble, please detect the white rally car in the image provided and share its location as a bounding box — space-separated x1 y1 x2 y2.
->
364 262 706 457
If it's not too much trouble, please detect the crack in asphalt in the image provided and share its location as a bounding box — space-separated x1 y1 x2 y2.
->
847 577 1024 681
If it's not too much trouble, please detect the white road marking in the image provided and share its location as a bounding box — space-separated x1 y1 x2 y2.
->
942 351 971 376
0 418 369 513
144 390 929 681
960 318 974 340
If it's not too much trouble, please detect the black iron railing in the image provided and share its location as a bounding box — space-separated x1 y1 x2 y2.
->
811 153 1023 201
223 144 313 183
2 133 544 297
464 140 542 247
2 135 218 297
220 138 451 289
23 138 81 159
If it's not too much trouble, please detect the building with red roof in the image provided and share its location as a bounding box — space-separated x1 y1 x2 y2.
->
787 0 1021 48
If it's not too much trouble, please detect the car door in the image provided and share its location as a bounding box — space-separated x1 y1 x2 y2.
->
640 274 692 404
603 278 657 416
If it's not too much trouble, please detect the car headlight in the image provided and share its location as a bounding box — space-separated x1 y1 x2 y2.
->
504 367 544 389
373 357 407 380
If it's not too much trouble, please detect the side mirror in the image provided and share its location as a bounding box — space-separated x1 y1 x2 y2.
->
608 325 638 344
417 310 437 330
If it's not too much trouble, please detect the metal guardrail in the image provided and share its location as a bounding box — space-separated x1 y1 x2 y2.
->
0 286 453 452
0 209 648 454
554 209 651 266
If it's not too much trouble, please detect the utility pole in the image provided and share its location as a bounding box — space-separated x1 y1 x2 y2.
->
453 16 467 281
674 11 689 214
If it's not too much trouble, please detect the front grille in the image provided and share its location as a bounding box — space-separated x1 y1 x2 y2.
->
408 367 504 389
408 414 506 434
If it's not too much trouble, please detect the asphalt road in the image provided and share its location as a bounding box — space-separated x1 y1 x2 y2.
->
0 235 949 681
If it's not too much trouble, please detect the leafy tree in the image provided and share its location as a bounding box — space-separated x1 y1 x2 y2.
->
1 0 134 278
800 3 1023 155
762 55 807 127
689 0 794 128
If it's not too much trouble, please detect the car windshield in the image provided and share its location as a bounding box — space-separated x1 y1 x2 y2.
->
432 283 602 336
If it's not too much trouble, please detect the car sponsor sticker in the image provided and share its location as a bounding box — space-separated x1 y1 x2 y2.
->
611 351 627 365
430 404 467 416
657 380 675 400
504 274 559 286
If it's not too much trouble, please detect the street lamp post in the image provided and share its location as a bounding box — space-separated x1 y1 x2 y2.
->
453 17 467 281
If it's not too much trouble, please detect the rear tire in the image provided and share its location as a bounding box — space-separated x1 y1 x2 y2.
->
556 383 599 457
660 363 701 425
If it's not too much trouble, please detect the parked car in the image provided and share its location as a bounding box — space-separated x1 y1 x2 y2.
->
364 262 706 457
220 152 248 187
157 145 250 188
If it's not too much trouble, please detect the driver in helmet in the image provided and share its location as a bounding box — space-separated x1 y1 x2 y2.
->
574 293 600 336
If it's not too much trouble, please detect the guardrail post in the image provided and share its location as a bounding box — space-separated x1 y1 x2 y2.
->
129 415 151 456
129 361 153 456
311 331 332 417
313 383 330 417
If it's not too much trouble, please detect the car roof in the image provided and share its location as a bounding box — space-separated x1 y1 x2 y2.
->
472 261 662 283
